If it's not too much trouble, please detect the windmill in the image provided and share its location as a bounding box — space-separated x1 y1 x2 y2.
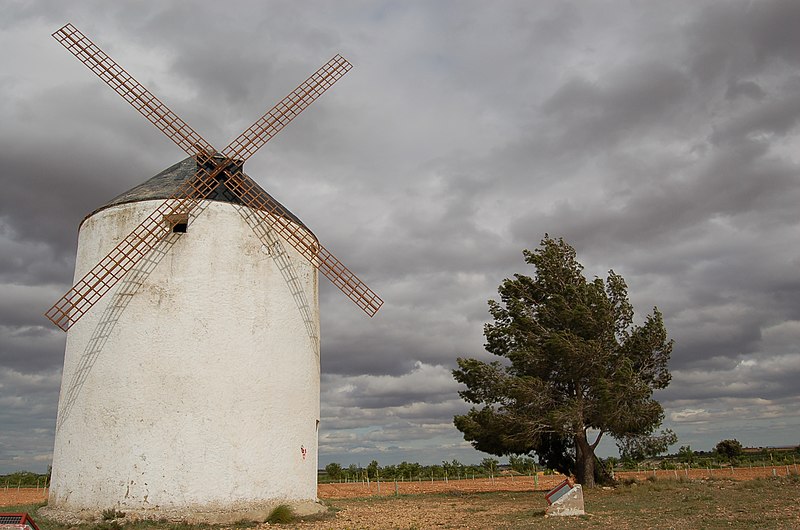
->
44 24 382 522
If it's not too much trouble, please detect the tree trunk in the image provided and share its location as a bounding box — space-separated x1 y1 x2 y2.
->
574 431 595 488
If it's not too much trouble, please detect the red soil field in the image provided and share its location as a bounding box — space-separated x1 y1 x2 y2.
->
0 464 796 507
0 487 48 507
318 464 799 499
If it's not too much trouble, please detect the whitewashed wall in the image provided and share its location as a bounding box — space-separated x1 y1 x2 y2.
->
49 199 321 520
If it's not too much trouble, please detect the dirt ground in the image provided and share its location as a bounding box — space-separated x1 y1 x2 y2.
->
317 464 798 499
1 466 797 529
0 487 48 507
318 474 567 499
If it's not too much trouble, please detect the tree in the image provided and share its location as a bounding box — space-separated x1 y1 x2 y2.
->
397 461 421 480
618 429 678 462
678 445 695 465
366 460 379 479
325 462 343 480
441 460 452 477
509 454 536 474
481 457 499 476
715 439 743 464
453 236 673 487
381 464 398 479
449 459 464 478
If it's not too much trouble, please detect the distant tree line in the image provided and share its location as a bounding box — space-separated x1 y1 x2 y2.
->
321 441 799 482
321 456 552 483
0 470 50 487
614 439 800 470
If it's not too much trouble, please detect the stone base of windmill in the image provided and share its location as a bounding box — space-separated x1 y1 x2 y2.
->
39 498 326 525
544 480 585 517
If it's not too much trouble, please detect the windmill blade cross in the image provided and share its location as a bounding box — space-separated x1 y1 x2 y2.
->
223 55 352 162
46 162 227 331
46 23 380 330
221 168 384 317
52 23 216 158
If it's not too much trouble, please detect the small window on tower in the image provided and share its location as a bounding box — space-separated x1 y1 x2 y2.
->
164 213 189 233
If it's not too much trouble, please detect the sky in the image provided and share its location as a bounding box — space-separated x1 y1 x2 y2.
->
1 0 800 474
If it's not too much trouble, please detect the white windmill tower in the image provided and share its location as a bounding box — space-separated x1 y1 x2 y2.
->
44 24 382 522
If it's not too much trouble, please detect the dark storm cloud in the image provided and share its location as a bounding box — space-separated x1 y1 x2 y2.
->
542 63 693 153
689 0 800 79
2 0 800 472
664 353 800 403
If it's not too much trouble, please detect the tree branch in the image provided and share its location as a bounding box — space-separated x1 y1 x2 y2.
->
590 430 604 450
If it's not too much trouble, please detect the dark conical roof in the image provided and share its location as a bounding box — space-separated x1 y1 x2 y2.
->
86 157 309 232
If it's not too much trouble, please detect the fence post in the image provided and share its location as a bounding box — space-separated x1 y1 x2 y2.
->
394 479 399 497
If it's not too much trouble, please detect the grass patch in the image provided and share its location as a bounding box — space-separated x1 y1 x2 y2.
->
265 504 295 524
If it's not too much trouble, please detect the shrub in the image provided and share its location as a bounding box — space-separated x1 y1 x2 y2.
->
266 504 295 524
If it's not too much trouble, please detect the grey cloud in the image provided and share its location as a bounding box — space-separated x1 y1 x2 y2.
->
710 92 800 145
687 0 800 82
725 80 765 101
3 1 800 472
322 362 459 409
541 62 692 153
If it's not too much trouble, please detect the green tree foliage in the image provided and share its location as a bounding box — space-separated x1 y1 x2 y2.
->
509 454 537 474
396 461 422 480
449 459 464 478
0 471 49 486
715 439 743 463
678 445 695 465
325 462 343 480
367 459 380 479
453 236 673 487
481 457 499 475
618 429 678 462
